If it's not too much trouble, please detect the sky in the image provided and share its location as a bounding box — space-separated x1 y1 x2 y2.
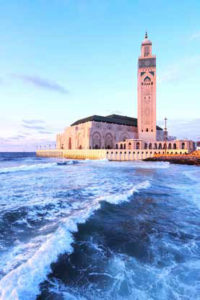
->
0 0 200 151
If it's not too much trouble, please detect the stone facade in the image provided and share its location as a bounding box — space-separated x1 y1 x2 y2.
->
138 32 157 141
56 119 138 150
37 148 190 161
116 139 194 152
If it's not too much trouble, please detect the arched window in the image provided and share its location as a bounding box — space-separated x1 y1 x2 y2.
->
144 46 150 57
144 76 151 83
120 144 123 149
168 143 172 149
173 143 177 149
159 143 162 149
116 144 118 149
154 143 157 149
144 143 148 149
146 128 149 132
181 143 185 149
105 133 113 149
149 143 152 149
92 132 101 149
136 142 140 150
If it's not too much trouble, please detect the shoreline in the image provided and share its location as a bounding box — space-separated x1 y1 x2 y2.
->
145 155 200 166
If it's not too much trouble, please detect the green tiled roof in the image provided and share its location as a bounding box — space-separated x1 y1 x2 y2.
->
71 114 163 130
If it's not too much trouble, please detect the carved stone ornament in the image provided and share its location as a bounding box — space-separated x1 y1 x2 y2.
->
139 58 156 68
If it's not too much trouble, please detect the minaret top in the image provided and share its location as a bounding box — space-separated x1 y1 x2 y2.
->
142 32 152 45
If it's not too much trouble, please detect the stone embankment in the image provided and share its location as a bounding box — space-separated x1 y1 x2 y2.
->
36 149 188 161
145 151 200 166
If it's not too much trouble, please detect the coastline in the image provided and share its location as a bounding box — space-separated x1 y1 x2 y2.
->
145 155 200 166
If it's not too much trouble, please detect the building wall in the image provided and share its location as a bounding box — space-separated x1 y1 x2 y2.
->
116 139 194 152
37 149 189 161
56 121 138 150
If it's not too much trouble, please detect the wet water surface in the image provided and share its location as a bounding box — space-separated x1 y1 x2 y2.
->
0 153 199 300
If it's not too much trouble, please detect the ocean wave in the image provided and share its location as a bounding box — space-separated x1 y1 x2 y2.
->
0 162 57 174
0 181 150 300
48 251 200 300
133 161 170 169
57 160 80 166
102 180 150 204
183 170 199 183
83 158 109 163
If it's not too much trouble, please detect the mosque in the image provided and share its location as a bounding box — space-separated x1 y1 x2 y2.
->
56 33 194 155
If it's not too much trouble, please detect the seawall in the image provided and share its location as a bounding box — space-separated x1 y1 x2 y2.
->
145 154 200 166
36 149 188 161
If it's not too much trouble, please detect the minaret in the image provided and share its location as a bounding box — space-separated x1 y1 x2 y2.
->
137 32 156 141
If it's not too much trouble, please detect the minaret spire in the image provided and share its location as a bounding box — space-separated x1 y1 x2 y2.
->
145 31 148 39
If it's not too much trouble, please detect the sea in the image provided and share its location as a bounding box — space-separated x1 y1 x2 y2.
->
0 152 199 300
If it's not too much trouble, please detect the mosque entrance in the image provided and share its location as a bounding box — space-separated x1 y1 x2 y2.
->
105 133 113 149
92 132 101 149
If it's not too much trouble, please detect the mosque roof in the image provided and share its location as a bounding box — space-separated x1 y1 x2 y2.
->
71 114 163 130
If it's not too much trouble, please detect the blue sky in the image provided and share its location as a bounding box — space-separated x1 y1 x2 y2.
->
0 0 200 151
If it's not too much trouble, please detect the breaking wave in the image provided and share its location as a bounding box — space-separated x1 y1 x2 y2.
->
0 181 150 300
0 162 57 174
57 160 80 166
133 161 170 169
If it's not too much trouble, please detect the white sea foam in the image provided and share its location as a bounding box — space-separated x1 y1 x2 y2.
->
183 170 199 183
133 161 170 169
49 250 200 300
0 162 57 174
0 220 77 300
0 181 150 300
102 180 150 204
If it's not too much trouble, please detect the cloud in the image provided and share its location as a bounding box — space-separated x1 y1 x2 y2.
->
158 118 200 141
37 130 53 135
22 120 49 131
22 124 46 130
158 67 179 84
190 32 200 40
158 55 200 84
0 134 28 143
21 120 55 135
22 119 45 125
12 74 68 94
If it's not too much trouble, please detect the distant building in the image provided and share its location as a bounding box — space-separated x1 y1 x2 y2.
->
56 33 194 153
